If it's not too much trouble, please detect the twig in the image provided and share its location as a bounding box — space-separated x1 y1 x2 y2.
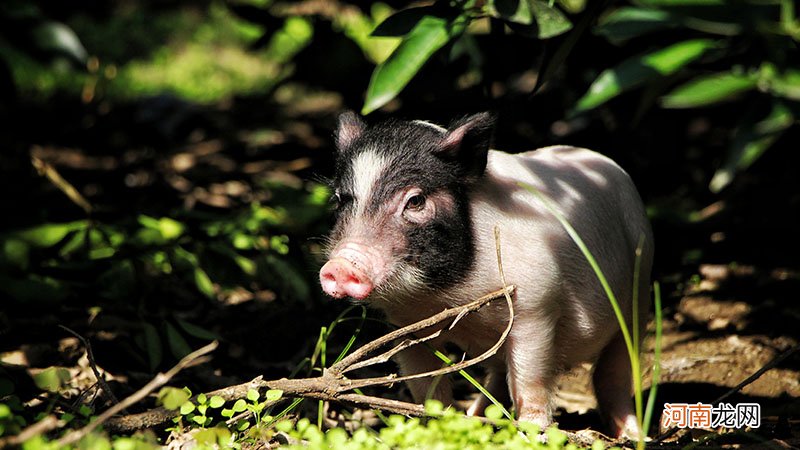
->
31 154 93 214
0 416 64 449
327 287 515 391
344 329 444 373
330 285 514 375
54 341 218 447
59 325 121 407
103 287 514 432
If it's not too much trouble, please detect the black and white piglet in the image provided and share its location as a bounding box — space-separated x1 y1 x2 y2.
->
319 112 653 438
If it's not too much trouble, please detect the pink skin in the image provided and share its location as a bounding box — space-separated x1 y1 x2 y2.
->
319 243 381 299
320 188 442 300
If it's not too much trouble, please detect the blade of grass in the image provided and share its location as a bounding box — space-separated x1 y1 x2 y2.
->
643 282 663 437
433 350 515 420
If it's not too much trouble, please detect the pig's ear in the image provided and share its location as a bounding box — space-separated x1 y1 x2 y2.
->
438 112 495 178
335 111 366 151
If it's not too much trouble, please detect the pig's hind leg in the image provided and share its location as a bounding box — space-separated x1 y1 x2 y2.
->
466 368 509 416
395 344 454 406
592 330 641 439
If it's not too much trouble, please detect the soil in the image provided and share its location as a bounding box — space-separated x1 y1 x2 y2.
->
1 90 798 449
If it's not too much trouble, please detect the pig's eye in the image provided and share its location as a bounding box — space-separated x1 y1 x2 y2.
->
331 192 352 209
405 194 426 211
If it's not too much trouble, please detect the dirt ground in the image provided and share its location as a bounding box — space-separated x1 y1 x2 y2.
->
2 94 799 449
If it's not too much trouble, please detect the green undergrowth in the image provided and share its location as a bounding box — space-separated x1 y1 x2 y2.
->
10 399 615 450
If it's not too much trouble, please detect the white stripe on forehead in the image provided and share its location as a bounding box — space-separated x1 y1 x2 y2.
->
412 120 447 134
350 149 388 214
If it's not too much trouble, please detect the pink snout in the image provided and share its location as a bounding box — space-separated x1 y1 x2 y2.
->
320 257 374 300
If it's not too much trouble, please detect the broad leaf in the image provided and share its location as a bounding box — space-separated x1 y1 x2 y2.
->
363 15 466 114
529 0 573 38
710 102 794 192
142 322 163 371
661 72 757 108
595 7 681 42
491 0 534 25
574 39 715 112
496 0 573 38
33 367 70 393
371 6 436 37
557 0 586 14
165 322 192 360
12 221 87 248
158 387 191 410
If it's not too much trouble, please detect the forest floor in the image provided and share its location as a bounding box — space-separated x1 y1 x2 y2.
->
1 91 798 449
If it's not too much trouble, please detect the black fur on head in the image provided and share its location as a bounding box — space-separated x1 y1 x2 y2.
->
329 111 497 292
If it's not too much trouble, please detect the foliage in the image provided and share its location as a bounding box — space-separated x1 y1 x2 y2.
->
0 182 329 371
580 0 800 192
277 401 610 450
0 1 88 68
362 0 579 113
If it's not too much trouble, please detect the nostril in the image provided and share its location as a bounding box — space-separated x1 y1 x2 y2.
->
322 271 337 282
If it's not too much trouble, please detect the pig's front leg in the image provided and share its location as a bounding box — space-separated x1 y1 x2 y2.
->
505 317 558 429
394 343 453 406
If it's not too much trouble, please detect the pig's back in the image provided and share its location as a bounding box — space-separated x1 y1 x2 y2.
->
462 146 652 364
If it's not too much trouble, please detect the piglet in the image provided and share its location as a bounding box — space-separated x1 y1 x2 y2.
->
319 112 653 438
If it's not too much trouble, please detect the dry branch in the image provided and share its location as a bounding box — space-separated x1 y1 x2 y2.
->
103 286 515 433
55 341 218 447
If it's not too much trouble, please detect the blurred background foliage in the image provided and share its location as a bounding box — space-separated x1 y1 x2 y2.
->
0 0 798 444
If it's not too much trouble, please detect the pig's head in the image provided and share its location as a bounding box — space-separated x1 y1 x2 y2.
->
319 111 495 302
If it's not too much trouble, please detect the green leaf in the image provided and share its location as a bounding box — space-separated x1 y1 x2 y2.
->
197 393 208 405
371 6 436 37
208 396 225 409
1 239 29 270
529 0 573 38
180 401 196 415
769 69 800 101
157 217 185 240
710 102 794 192
192 415 207 425
197 404 208 416
574 39 716 112
247 389 260 402
557 0 586 14
265 389 283 402
33 367 70 393
661 72 757 108
232 399 247 413
363 15 464 114
175 318 219 341
138 216 185 241
158 387 192 410
595 7 681 42
142 323 162 371
493 0 573 38
12 221 86 248
221 408 233 418
491 0 534 25
193 267 215 299
164 322 192 360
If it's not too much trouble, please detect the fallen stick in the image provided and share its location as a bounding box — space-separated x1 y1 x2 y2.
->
103 285 515 433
